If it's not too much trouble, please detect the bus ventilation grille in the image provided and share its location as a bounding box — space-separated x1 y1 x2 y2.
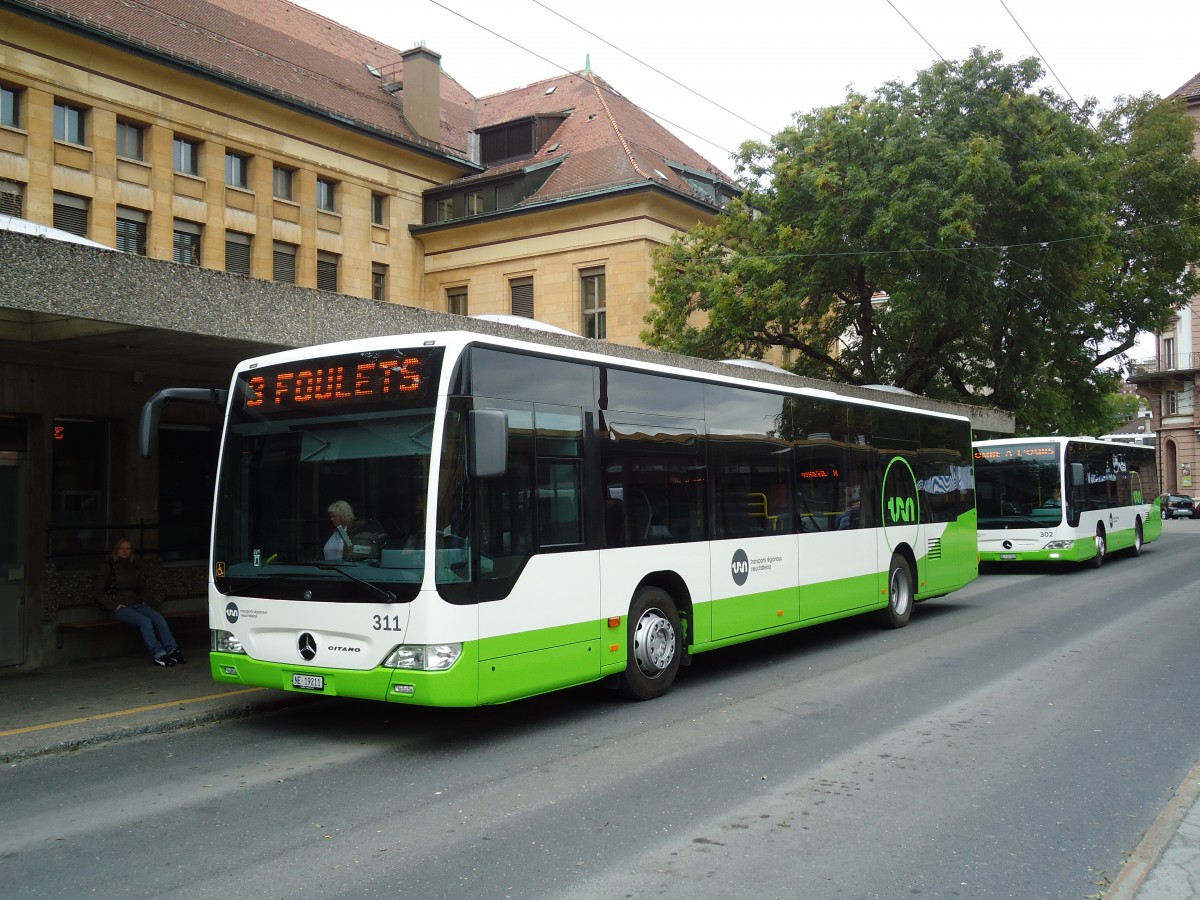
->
926 537 943 559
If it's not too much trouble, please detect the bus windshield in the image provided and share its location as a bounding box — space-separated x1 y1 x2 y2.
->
212 347 444 601
973 442 1065 529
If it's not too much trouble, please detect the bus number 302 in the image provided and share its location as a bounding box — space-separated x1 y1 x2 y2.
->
373 615 402 631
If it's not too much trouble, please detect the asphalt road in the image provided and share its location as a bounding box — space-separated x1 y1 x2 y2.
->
3 521 1199 899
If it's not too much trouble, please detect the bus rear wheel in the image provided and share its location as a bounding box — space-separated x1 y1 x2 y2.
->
618 587 681 701
1088 527 1107 568
879 554 914 629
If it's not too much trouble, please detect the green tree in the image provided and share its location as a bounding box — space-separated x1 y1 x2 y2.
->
644 49 1200 435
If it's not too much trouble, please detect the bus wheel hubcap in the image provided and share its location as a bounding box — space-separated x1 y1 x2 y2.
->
633 610 675 676
891 570 911 616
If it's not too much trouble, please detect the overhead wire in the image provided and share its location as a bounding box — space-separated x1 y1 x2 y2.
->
423 0 1190 268
425 0 739 158
529 0 774 138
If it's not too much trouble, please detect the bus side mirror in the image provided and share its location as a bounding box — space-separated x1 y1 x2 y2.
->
1068 462 1085 488
139 387 227 458
469 409 508 478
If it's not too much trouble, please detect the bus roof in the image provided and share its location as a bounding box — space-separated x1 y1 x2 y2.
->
236 327 1012 429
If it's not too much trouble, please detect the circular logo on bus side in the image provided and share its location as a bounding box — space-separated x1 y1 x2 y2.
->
731 549 750 586
225 602 240 624
881 456 921 552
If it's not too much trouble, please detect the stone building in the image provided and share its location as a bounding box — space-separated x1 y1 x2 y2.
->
0 0 742 670
1128 70 1200 495
0 0 1014 673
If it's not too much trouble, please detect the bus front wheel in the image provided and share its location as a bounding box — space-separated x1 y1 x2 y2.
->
618 587 682 701
1088 527 1107 569
1130 519 1144 557
879 554 914 629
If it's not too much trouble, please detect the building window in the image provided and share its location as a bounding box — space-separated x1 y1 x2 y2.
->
0 179 23 217
371 263 387 301
273 166 294 201
53 100 86 144
273 241 297 283
116 121 145 161
581 267 606 339
1163 337 1175 371
173 220 202 265
173 136 200 175
371 192 387 226
316 178 337 212
2 84 21 129
465 191 482 216
435 197 454 222
226 151 249 189
53 192 89 238
317 251 339 292
115 207 148 255
510 276 534 319
225 231 252 276
447 287 468 317
1166 390 1178 416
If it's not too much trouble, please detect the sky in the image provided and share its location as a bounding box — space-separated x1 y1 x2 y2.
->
292 0 1200 177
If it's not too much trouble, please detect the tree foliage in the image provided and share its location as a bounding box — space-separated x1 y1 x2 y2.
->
644 49 1200 435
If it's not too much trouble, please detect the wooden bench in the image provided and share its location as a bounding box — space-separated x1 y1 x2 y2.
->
56 609 208 649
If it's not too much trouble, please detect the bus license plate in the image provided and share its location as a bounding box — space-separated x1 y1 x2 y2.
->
999 553 1017 560
292 673 324 691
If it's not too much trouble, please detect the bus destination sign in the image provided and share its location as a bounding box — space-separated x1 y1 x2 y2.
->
973 443 1057 461
241 348 442 414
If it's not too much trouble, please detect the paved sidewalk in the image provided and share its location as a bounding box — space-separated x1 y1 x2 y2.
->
0 646 314 764
0 650 1196 899
1106 758 1200 900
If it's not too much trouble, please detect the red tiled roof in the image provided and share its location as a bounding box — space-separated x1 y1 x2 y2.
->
12 0 733 205
1173 71 1200 101
474 72 735 208
14 0 476 155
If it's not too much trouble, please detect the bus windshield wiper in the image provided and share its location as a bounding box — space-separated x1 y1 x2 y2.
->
316 563 397 603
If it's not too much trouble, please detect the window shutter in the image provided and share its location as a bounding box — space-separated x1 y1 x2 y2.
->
53 192 89 238
273 242 296 284
510 277 534 318
317 251 338 292
172 221 201 265
115 208 147 255
0 179 23 217
225 231 251 276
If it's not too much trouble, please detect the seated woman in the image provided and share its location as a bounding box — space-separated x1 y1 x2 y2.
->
93 538 184 667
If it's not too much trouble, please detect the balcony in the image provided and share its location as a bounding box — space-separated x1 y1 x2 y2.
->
1127 353 1200 382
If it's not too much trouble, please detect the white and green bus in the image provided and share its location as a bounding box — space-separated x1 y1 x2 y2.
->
973 436 1160 567
186 330 978 706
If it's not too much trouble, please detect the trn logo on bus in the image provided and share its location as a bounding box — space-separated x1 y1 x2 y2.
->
731 549 750 586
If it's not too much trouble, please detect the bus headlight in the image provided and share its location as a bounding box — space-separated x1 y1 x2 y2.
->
1043 540 1073 550
211 630 246 654
382 643 462 671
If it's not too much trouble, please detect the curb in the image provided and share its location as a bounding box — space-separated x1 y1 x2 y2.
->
1105 757 1200 899
0 694 315 765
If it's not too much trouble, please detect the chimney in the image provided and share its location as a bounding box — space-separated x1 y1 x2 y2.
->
400 45 442 145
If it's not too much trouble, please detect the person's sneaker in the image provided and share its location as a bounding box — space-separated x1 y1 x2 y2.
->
169 648 187 665
152 654 176 667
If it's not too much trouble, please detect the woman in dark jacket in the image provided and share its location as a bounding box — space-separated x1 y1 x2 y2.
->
93 538 184 667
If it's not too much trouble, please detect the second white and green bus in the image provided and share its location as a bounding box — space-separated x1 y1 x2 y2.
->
177 329 979 706
974 436 1160 567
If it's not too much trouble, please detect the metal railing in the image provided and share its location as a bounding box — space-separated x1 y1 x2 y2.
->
1128 353 1200 377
